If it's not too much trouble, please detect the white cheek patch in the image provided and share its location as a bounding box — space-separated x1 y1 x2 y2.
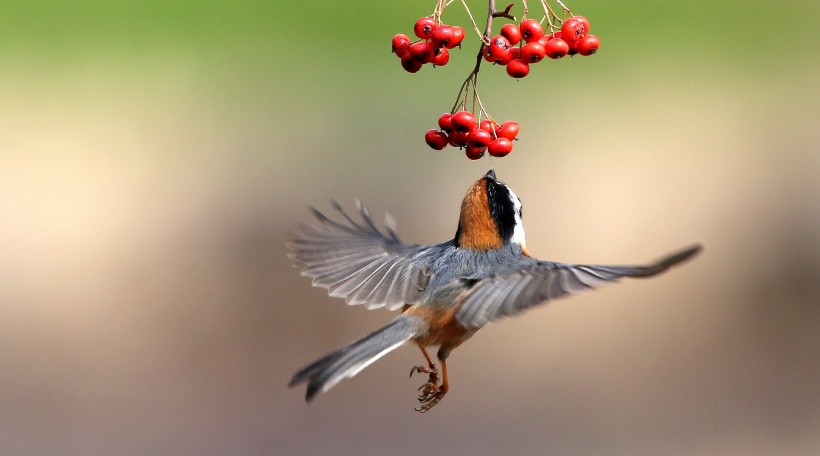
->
505 186 527 246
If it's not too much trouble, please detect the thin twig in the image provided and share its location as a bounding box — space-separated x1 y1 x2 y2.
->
492 3 516 21
540 0 560 25
451 0 516 116
460 0 486 42
472 78 492 122
538 2 554 29
554 0 571 14
483 0 495 42
433 0 445 22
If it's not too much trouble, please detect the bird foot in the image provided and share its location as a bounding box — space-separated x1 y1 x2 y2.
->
415 382 447 413
410 363 446 412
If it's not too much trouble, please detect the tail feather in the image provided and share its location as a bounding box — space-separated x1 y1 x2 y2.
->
289 315 423 401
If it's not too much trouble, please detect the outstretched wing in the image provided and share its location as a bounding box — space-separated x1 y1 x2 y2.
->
287 200 436 311
455 244 702 329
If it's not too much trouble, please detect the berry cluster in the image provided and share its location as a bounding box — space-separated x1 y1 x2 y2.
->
425 112 519 160
392 17 466 73
391 2 601 160
484 16 600 78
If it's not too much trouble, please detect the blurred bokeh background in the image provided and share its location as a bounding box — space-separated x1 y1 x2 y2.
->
1 1 818 454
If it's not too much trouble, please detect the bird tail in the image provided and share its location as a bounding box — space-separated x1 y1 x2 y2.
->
289 314 424 401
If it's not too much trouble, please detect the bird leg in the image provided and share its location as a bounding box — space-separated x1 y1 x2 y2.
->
415 358 448 413
409 342 438 380
409 342 444 412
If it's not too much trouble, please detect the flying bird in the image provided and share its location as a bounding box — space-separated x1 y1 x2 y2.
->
288 170 701 412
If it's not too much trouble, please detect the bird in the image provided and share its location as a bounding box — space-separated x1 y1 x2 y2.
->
287 169 701 412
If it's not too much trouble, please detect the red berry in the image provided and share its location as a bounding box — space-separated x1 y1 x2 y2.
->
510 46 521 60
519 19 544 43
496 121 519 140
438 113 453 132
467 128 493 148
500 24 522 45
392 34 411 57
448 130 469 147
401 53 423 72
414 17 438 39
479 119 499 133
431 47 449 66
546 31 562 41
449 26 465 48
561 18 585 43
506 59 530 78
465 146 486 160
451 111 477 132
489 35 512 61
482 45 496 63
577 34 600 56
409 41 435 63
495 51 513 66
572 16 590 35
521 42 546 63
544 38 569 59
425 130 448 150
567 39 579 56
431 26 455 48
488 138 513 157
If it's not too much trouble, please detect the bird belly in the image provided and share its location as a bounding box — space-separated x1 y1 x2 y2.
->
402 303 473 348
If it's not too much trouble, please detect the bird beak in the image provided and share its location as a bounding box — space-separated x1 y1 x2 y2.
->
485 169 497 180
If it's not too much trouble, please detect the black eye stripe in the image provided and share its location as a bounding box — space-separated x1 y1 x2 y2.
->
485 177 517 243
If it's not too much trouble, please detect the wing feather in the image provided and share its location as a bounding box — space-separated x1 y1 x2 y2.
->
456 245 702 329
327 257 390 299
360 259 404 309
382 263 415 311
287 202 436 310
343 258 397 305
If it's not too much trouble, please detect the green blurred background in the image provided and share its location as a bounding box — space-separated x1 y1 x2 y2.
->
1 1 818 454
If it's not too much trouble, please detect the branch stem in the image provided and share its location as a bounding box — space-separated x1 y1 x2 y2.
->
451 0 518 115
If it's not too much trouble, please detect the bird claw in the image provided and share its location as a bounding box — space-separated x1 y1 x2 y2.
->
417 382 437 399
409 364 438 379
410 364 446 413
415 382 447 413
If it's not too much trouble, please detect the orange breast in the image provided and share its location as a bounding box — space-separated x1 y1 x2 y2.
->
456 178 502 250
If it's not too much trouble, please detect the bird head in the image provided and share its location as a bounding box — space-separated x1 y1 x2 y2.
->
455 169 528 253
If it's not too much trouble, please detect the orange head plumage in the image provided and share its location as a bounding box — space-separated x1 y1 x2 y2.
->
455 169 528 254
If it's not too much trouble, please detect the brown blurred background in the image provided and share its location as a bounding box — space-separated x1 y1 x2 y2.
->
0 1 818 455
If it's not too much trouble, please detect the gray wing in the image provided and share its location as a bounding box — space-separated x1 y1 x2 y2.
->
287 200 434 311
455 244 702 329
